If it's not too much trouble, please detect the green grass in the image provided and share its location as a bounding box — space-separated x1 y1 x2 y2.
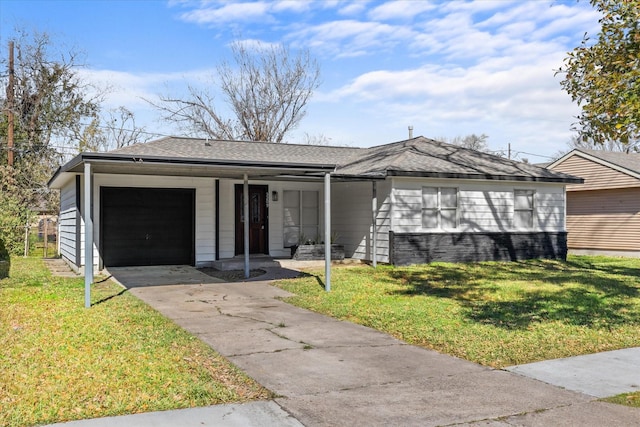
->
603 392 640 408
0 257 271 427
275 255 640 407
274 256 640 368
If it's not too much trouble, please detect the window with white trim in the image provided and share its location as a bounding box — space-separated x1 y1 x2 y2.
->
422 187 458 229
283 190 319 247
514 189 535 229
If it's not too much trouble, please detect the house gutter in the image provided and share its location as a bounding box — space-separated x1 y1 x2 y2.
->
385 170 584 184
48 152 338 188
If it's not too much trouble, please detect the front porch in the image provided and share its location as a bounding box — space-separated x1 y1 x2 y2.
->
210 254 362 273
211 254 282 271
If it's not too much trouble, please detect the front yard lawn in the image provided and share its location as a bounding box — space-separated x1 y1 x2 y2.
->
0 257 270 427
274 256 640 368
275 255 640 407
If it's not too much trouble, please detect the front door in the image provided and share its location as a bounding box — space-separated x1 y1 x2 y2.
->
235 184 269 255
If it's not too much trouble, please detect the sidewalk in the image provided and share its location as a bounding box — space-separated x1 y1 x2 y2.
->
48 266 640 426
507 347 640 398
46 401 302 427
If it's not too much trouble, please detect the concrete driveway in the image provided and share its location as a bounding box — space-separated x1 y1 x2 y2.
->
110 266 640 426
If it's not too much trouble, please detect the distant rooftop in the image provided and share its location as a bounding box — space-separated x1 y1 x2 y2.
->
570 149 640 175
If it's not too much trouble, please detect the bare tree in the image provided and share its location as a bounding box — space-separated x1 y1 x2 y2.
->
1 29 105 253
76 106 151 154
150 41 321 143
437 134 490 152
103 106 151 150
1 29 103 198
302 132 332 146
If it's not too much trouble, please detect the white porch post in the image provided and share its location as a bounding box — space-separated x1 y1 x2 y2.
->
372 181 378 268
324 172 331 292
84 162 93 308
243 174 250 278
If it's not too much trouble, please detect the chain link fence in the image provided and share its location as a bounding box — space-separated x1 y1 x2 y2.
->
28 215 58 258
1 215 58 258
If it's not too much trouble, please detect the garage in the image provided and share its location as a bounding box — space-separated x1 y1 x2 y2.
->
101 187 195 267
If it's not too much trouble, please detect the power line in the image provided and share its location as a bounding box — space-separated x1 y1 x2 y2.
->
512 151 556 160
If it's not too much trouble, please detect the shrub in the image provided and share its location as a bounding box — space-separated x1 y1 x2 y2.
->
0 192 31 256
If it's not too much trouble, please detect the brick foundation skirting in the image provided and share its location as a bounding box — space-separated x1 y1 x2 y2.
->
389 231 567 265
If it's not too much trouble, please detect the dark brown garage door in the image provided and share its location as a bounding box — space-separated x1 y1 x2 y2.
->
101 187 195 267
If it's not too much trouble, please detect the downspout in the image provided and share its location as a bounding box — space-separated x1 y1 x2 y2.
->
324 172 331 292
243 174 250 278
84 162 94 308
372 181 377 268
215 179 220 261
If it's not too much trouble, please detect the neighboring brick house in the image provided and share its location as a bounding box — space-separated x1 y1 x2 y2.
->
547 149 640 258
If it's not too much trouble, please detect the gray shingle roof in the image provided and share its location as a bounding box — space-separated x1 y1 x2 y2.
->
334 137 581 182
112 136 363 166
573 149 640 175
106 136 581 183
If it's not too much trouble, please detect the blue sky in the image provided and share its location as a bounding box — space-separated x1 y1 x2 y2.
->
0 0 601 161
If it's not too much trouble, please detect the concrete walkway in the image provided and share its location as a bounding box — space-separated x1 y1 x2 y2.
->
507 347 640 398
49 266 640 426
123 276 638 426
46 401 303 427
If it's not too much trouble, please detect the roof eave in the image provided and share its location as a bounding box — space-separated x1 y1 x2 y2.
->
48 152 339 189
386 170 584 183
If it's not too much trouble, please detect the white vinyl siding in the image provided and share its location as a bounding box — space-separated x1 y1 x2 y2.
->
58 178 78 266
422 187 458 229
332 180 392 263
392 178 565 233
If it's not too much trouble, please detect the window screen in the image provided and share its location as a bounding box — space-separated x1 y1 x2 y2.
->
514 190 534 229
283 190 319 246
422 187 458 229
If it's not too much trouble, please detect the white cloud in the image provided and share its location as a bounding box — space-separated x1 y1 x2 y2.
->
368 1 437 21
291 19 415 57
272 0 310 13
317 46 579 156
442 0 518 15
78 68 214 109
231 38 280 50
338 2 369 16
148 1 598 155
179 2 270 24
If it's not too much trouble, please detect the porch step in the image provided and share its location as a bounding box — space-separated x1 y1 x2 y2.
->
44 258 80 277
211 256 282 271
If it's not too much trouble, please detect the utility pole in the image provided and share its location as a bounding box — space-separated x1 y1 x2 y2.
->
508 143 511 160
6 40 15 167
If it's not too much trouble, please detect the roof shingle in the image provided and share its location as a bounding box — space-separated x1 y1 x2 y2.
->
113 136 363 166
108 135 581 183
